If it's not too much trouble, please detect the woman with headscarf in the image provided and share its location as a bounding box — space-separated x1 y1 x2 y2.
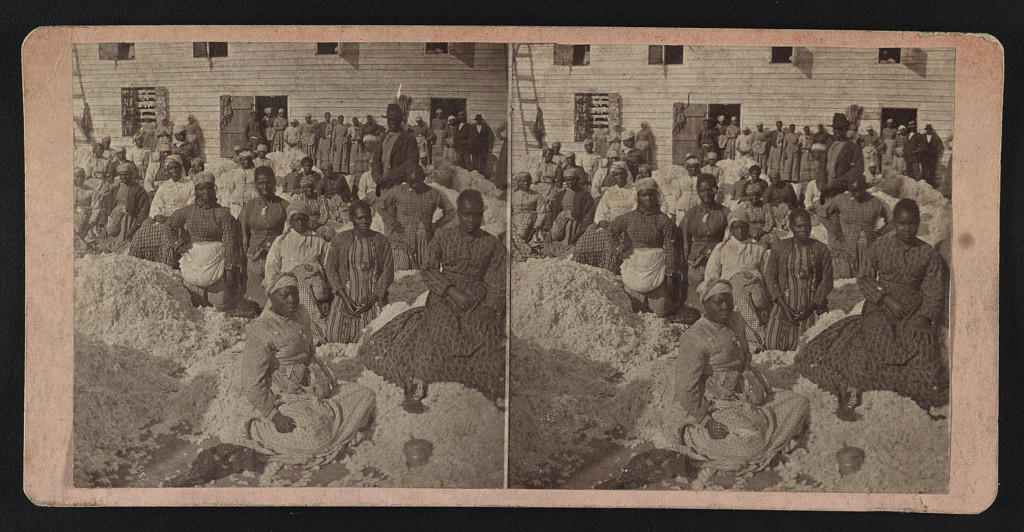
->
350 134 375 188
609 178 679 317
252 145 273 170
130 164 193 269
724 117 740 160
238 166 290 306
573 162 635 272
290 172 336 241
799 126 822 192
377 165 457 270
96 163 150 247
893 125 909 175
169 172 243 311
317 114 334 170
331 116 349 173
542 167 597 259
734 179 776 247
325 201 394 344
680 174 730 306
699 210 771 351
441 116 459 164
636 121 655 167
145 153 184 197
796 199 948 421
822 174 891 279
220 151 257 218
781 125 802 183
359 190 505 409
764 209 833 351
240 272 376 465
264 204 331 342
737 127 753 159
284 117 302 152
271 109 288 153
510 172 545 262
649 279 810 474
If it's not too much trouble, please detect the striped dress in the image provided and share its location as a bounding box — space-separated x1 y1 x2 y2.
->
324 230 394 344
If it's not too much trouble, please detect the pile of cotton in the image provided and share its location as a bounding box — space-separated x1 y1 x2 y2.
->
715 155 759 188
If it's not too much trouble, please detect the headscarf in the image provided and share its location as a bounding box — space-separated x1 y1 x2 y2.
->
238 151 254 159
726 210 751 240
256 144 268 153
622 129 636 140
267 272 299 295
299 174 317 187
116 162 134 175
193 171 216 186
165 154 184 168
700 279 733 302
634 177 662 205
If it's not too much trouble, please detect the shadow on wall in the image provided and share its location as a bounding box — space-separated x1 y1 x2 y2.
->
340 43 359 70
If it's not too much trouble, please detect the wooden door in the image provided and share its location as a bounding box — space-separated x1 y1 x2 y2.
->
220 95 254 158
672 102 706 165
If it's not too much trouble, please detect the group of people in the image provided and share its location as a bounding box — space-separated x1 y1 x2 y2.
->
75 102 507 468
699 114 947 189
512 112 949 477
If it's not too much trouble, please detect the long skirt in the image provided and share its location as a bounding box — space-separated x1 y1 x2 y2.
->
767 146 784 178
271 130 286 153
724 138 737 160
728 272 771 351
317 138 333 169
246 257 268 306
782 148 801 182
247 380 376 465
881 139 896 168
349 143 368 176
358 289 505 401
764 250 823 351
325 241 387 344
571 224 621 273
298 282 330 343
795 306 949 409
650 364 809 474
544 210 584 259
831 230 870 279
392 223 431 271
303 141 317 161
752 149 768 170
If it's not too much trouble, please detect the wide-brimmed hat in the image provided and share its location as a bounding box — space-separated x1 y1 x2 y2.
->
383 103 404 120
831 113 849 130
474 114 484 121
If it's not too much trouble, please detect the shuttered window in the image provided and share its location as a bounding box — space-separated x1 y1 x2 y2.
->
99 43 135 60
316 43 339 55
555 44 590 66
193 42 228 58
120 87 166 137
648 45 684 65
573 92 620 142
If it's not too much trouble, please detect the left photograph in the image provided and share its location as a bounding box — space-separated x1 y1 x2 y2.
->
71 41 509 488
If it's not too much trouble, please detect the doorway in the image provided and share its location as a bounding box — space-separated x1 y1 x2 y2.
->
708 103 742 127
430 98 467 122
880 107 917 131
255 95 289 122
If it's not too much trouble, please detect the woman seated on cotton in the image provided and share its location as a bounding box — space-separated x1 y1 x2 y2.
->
542 167 596 259
764 208 833 351
510 171 546 261
699 211 771 352
608 178 679 317
290 173 339 241
240 272 376 465
735 179 777 247
652 280 810 474
572 162 636 272
796 199 948 421
325 200 395 344
264 204 332 343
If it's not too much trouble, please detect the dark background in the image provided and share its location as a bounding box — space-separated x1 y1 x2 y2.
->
3 0 1021 528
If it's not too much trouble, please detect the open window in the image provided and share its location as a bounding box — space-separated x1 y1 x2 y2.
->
878 48 902 64
708 104 742 129
880 107 917 131
648 45 684 65
425 43 449 54
770 46 793 64
429 98 467 123
316 43 339 55
99 43 135 61
193 42 228 58
554 44 590 66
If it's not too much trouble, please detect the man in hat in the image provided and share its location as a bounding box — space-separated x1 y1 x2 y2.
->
431 109 447 163
903 120 932 183
821 114 864 202
453 110 476 171
915 124 944 187
471 114 494 176
127 132 152 179
370 103 420 196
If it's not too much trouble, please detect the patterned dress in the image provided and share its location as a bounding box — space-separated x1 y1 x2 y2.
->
265 228 331 341
511 188 544 261
823 192 891 279
358 224 506 401
680 202 730 305
325 230 394 344
573 184 636 272
701 236 770 350
764 238 833 351
796 233 949 409
377 184 456 271
238 196 289 306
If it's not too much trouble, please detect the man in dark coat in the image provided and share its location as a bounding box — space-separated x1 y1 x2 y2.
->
470 114 494 177
370 103 420 197
453 110 476 172
820 114 864 203
917 124 945 188
903 120 924 181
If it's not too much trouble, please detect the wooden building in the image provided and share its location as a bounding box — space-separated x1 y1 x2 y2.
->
73 41 508 162
511 44 955 169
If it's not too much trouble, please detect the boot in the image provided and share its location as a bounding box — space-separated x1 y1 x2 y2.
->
402 379 428 414
835 387 860 422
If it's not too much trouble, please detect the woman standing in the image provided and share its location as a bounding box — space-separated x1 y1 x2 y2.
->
241 273 376 465
764 209 833 351
823 174 891 279
271 108 288 153
724 117 740 160
238 166 289 306
290 174 336 241
796 199 948 421
680 174 730 307
651 280 810 474
264 205 331 342
325 201 395 344
377 165 456 270
359 190 506 409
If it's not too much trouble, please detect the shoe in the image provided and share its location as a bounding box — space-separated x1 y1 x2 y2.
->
835 388 860 422
402 380 428 414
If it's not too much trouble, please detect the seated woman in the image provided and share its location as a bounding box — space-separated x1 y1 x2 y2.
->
735 179 776 247
730 164 770 204
542 168 596 259
315 162 353 226
290 174 339 242
822 173 891 279
359 190 505 410
764 209 833 351
168 172 244 311
325 200 394 344
699 211 771 351
680 174 730 307
765 170 800 231
652 280 810 474
796 199 948 421
74 167 100 239
510 171 545 262
608 178 678 317
573 162 636 272
95 162 151 252
239 166 289 307
265 204 331 342
377 165 457 271
241 273 376 465
129 161 194 268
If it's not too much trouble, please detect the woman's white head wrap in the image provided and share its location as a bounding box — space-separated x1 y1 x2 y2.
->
268 272 299 295
634 177 662 204
700 279 733 302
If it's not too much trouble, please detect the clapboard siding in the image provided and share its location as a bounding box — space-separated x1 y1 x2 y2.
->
73 42 508 161
511 44 955 169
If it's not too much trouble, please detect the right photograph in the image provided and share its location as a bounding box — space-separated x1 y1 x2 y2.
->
509 43 953 492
